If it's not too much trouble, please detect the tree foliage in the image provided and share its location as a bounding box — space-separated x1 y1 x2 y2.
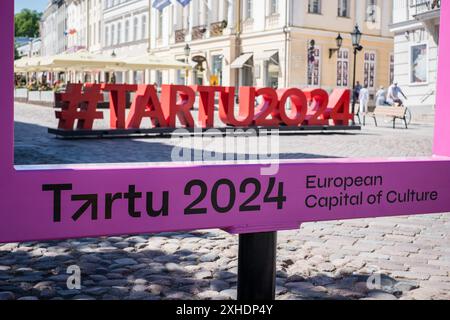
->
14 9 42 38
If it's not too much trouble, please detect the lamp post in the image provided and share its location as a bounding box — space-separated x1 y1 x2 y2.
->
351 25 363 121
184 44 191 85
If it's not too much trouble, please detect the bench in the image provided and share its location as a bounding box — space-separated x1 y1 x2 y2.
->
354 102 376 126
367 105 409 129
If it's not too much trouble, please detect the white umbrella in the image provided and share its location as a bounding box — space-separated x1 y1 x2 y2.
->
124 55 191 70
37 51 125 71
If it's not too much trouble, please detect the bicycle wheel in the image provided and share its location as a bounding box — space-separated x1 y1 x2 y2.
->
405 107 412 125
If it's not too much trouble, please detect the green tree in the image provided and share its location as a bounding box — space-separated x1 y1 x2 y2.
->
14 9 42 38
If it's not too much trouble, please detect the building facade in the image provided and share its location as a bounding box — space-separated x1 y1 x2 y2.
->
102 0 150 83
40 0 68 56
146 0 393 96
40 0 394 96
390 0 440 120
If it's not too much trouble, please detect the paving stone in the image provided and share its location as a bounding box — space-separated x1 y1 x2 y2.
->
18 296 39 300
367 290 398 300
219 289 237 300
199 253 219 263
0 291 15 300
113 258 138 266
194 270 213 280
84 287 109 296
394 281 419 293
210 280 229 292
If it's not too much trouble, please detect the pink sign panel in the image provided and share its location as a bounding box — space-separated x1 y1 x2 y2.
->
1 1 449 243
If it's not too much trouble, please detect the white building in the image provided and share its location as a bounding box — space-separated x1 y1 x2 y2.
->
16 38 42 58
65 0 104 52
390 0 440 120
39 0 394 92
41 0 68 56
88 0 104 53
102 0 150 83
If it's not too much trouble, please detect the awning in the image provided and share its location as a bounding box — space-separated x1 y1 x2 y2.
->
259 50 279 64
230 53 253 69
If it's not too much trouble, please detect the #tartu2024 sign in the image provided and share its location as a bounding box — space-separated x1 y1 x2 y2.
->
54 83 352 130
1 0 450 243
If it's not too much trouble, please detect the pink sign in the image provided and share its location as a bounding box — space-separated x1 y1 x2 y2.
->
1 0 449 243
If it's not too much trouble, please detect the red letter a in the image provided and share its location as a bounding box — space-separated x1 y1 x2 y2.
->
160 85 196 128
126 85 167 128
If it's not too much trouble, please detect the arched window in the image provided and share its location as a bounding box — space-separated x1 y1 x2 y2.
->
117 22 122 44
125 20 129 42
133 17 139 41
141 15 147 39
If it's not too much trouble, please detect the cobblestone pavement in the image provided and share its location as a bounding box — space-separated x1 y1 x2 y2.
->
1 103 448 300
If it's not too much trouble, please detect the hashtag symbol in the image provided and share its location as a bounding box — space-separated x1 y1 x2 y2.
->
56 83 104 130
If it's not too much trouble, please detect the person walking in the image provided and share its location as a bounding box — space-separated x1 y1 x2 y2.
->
375 86 387 106
359 84 370 126
353 81 362 103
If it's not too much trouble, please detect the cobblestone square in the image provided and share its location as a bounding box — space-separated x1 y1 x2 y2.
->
1 102 448 300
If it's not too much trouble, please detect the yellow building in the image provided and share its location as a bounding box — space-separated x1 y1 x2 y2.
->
128 0 394 96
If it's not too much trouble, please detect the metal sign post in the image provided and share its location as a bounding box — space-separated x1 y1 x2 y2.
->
238 232 277 300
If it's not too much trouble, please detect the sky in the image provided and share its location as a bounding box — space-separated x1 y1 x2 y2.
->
15 0 48 14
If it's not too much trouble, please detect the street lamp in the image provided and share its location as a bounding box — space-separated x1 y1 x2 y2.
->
329 33 343 59
351 25 363 49
350 25 363 121
184 44 191 85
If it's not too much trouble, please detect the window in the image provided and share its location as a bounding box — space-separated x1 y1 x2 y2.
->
308 0 321 14
117 22 122 44
133 17 139 41
142 15 147 40
157 11 163 39
389 53 394 85
156 70 163 87
336 48 349 87
366 0 377 22
111 24 116 45
105 25 110 46
307 47 321 86
410 44 428 84
245 0 253 19
98 21 102 44
338 0 349 17
176 60 186 85
364 51 376 88
211 55 223 85
125 20 129 42
269 0 278 15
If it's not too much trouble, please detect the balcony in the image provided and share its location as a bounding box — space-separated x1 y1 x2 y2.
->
210 21 225 37
410 0 440 35
265 14 280 30
175 29 186 44
410 0 440 18
191 26 206 41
